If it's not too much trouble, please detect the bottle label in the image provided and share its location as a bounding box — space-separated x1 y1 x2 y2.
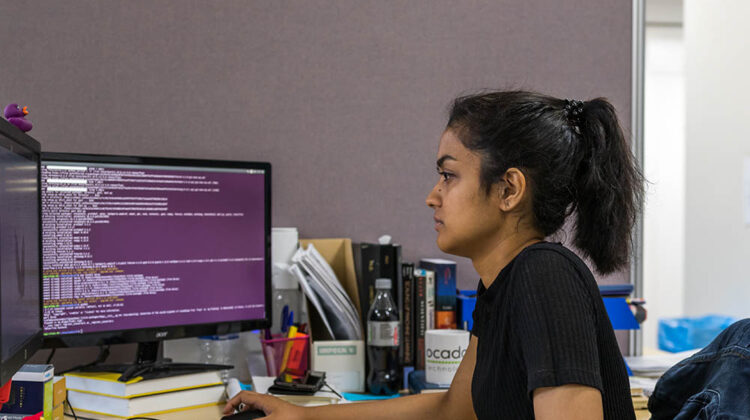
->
368 321 399 347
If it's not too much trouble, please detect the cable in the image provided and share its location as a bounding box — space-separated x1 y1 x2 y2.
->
45 348 56 365
323 381 343 399
65 393 78 420
58 345 110 375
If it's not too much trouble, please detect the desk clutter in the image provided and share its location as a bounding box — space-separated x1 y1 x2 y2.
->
0 364 64 420
283 236 468 396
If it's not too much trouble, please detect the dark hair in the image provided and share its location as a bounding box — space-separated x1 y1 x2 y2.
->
447 90 643 274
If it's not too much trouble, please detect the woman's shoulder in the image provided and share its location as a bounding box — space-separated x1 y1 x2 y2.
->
508 241 596 292
516 241 585 268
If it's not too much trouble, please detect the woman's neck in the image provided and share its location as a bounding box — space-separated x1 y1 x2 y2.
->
472 230 544 288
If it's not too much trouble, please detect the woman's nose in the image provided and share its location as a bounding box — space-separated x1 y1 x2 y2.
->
425 183 440 208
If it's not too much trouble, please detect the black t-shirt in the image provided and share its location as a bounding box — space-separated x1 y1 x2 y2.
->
470 242 635 419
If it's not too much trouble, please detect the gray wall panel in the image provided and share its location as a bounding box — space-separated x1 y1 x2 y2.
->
1 0 632 367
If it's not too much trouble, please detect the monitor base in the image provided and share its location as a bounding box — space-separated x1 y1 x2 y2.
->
77 341 232 382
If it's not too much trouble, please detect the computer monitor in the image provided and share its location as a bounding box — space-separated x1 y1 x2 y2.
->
0 118 42 385
40 152 271 365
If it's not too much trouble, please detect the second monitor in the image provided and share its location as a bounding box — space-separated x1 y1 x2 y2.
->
41 153 271 363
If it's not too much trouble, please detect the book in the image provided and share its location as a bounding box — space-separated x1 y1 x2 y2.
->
420 259 457 329
407 370 449 394
414 268 435 370
0 364 54 420
352 242 381 327
67 384 225 418
425 270 435 331
64 370 223 398
400 263 415 366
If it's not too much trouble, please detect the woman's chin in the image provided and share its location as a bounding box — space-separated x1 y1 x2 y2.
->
436 236 463 257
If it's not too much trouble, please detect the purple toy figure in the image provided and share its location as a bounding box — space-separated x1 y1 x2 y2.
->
4 103 33 132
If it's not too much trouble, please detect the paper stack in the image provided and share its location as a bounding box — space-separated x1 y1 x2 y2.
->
289 244 362 341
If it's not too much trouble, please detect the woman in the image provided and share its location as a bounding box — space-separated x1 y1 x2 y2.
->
225 90 643 419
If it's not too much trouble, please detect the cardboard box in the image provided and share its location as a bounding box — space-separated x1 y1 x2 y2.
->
300 238 365 392
300 238 361 320
311 340 365 392
52 376 66 408
51 402 64 420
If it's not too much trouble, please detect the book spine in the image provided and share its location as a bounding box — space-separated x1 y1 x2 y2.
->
425 270 435 331
390 246 404 364
414 269 427 370
420 261 457 329
400 263 414 366
352 243 381 329
44 377 53 420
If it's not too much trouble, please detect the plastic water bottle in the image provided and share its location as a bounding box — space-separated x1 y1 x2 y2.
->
198 334 238 383
271 227 302 334
367 278 401 395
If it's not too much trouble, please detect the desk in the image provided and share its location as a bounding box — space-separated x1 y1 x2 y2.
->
63 375 652 419
65 404 652 419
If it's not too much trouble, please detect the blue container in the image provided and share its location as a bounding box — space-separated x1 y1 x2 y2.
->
658 315 736 353
456 291 476 332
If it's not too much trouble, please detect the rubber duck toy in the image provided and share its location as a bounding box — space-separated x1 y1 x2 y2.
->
4 103 33 132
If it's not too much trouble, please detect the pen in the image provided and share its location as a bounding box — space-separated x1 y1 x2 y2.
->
279 325 298 374
281 305 290 334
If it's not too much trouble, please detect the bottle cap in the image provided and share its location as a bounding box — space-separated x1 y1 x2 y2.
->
375 278 392 290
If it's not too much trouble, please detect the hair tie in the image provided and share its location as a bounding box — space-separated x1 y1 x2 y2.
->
563 99 585 133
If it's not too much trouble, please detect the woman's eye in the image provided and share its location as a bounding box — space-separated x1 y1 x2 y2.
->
438 171 454 182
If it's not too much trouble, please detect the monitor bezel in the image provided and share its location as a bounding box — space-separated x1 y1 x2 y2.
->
0 118 43 384
40 151 272 349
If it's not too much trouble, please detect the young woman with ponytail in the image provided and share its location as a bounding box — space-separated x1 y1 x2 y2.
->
225 90 643 420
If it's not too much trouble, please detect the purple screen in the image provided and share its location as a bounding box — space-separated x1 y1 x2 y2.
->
41 161 267 336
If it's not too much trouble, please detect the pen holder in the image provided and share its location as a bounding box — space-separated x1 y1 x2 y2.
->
261 334 310 377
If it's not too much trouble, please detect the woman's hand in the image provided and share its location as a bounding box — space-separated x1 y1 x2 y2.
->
223 391 306 419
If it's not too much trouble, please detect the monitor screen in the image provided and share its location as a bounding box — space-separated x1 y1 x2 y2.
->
0 120 42 384
41 153 271 347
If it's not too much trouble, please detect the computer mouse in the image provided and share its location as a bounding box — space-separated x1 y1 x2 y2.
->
221 408 266 419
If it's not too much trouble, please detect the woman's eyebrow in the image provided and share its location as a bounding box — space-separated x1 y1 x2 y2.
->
436 155 457 168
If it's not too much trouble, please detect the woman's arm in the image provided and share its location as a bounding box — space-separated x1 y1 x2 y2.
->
532 384 603 420
224 336 479 420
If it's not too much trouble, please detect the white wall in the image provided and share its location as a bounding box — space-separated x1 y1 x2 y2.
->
642 22 685 349
684 0 750 318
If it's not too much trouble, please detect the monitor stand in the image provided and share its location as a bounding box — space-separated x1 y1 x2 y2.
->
78 341 233 382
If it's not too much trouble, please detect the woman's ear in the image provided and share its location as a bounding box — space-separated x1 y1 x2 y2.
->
497 168 527 212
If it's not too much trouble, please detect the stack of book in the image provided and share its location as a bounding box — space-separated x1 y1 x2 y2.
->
64 370 225 418
630 386 648 411
406 370 449 394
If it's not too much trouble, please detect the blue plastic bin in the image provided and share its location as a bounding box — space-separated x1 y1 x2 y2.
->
658 315 736 353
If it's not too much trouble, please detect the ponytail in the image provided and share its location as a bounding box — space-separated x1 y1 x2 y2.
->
448 91 644 274
573 99 643 274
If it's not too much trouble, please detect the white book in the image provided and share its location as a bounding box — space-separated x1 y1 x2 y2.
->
67 384 225 418
425 270 435 330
